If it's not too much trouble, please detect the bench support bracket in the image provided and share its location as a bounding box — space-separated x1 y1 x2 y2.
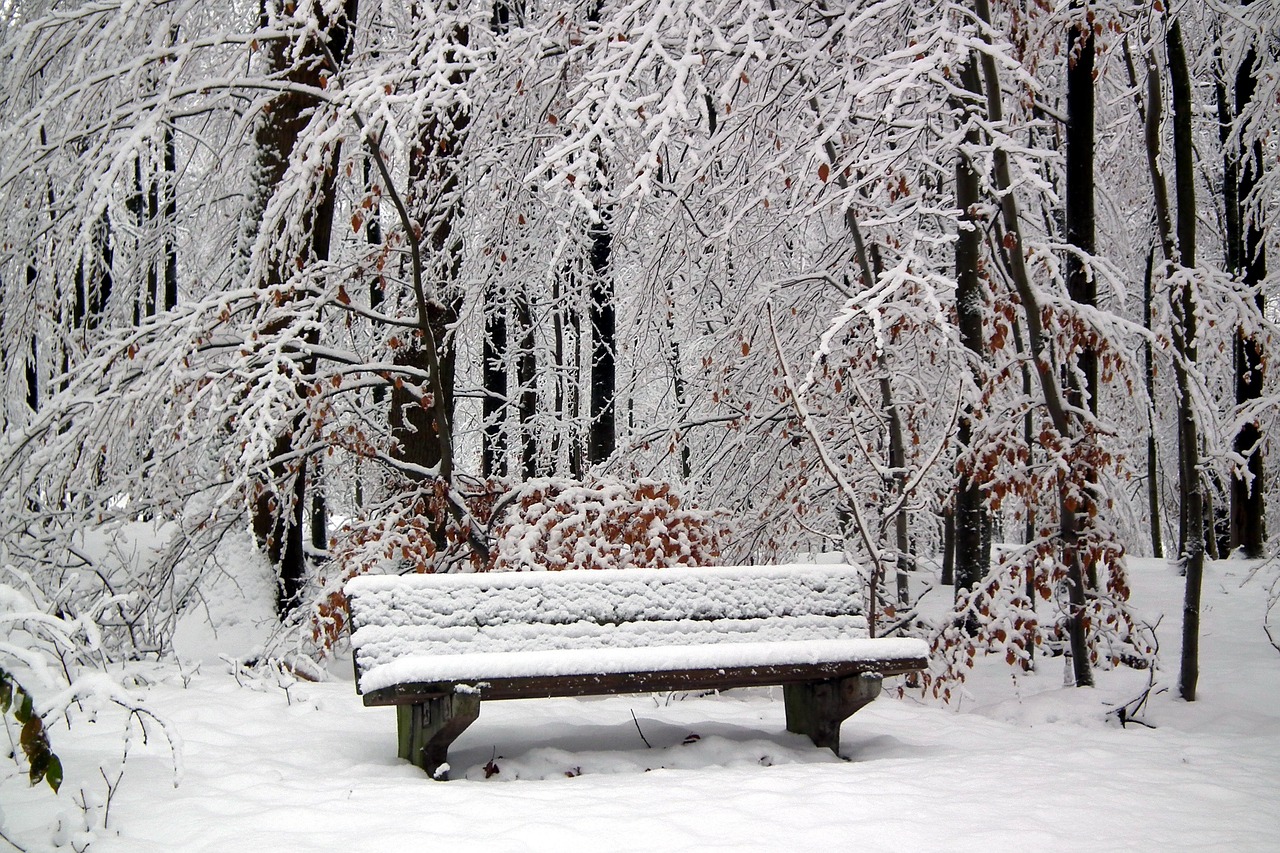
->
397 691 481 780
783 673 882 755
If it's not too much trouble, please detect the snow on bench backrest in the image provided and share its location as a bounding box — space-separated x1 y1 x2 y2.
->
346 564 872 689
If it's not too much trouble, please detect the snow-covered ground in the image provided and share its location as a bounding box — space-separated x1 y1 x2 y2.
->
5 557 1279 851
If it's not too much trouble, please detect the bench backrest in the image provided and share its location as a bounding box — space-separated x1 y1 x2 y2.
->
346 564 869 692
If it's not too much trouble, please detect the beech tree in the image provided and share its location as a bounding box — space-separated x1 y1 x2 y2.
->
245 0 359 615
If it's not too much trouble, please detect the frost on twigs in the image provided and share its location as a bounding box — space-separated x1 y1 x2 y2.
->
909 538 1156 705
0 567 179 852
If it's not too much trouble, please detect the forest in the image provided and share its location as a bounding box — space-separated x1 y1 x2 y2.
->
0 0 1277 836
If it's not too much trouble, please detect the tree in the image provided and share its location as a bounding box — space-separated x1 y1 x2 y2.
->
587 207 616 466
1166 18 1205 702
970 0 1093 687
1225 5 1266 558
953 53 990 622
245 0 358 615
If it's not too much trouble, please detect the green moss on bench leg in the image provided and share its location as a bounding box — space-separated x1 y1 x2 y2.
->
783 673 882 755
396 692 481 780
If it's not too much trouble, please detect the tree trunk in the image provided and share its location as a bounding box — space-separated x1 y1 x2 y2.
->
569 293 585 479
1167 20 1205 702
588 214 616 466
868 245 912 607
247 0 357 615
1229 35 1266 557
663 278 692 480
162 122 178 311
941 504 955 587
972 0 1092 686
1143 249 1164 558
395 13 469 484
517 289 537 479
482 285 508 479
1065 10 1100 597
953 55 988 620
310 477 327 555
25 267 39 413
1065 12 1098 413
1128 36 1173 562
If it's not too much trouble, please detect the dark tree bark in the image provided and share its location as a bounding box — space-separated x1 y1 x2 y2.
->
161 124 178 311
1121 41 1172 558
388 307 457 477
866 245 912 607
310 484 327 554
941 504 955 587
490 0 524 30
1065 13 1098 413
549 273 574 478
668 336 692 480
1125 37 1172 561
25 267 39 414
587 214 616 466
482 286 508 479
953 55 988 618
1228 33 1266 557
569 292 586 479
132 124 178 318
73 212 114 333
247 0 357 615
1167 20 1205 701
475 0 524 482
516 289 537 479
578 0 616 470
394 14 469 483
1065 9 1100 596
1143 249 1165 558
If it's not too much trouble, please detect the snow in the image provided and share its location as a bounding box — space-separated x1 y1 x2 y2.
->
355 637 929 692
4 557 1280 851
345 563 870 626
347 563 901 692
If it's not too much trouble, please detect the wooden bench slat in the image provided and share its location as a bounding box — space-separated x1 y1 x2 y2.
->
362 654 927 705
355 636 926 694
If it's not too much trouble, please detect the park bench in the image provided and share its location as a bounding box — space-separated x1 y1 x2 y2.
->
344 563 928 779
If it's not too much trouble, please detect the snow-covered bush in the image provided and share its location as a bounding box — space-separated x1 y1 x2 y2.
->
488 478 732 573
0 565 178 848
310 477 732 652
912 540 1157 704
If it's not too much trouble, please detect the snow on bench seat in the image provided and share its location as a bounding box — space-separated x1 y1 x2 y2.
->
347 563 900 692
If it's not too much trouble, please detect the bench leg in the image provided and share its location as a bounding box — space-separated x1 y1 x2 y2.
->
783 673 882 755
397 693 481 780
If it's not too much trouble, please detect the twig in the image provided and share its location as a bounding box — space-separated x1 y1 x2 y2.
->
0 826 29 852
766 301 884 636
630 710 652 749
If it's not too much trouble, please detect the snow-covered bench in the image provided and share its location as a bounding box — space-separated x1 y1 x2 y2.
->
344 564 928 779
